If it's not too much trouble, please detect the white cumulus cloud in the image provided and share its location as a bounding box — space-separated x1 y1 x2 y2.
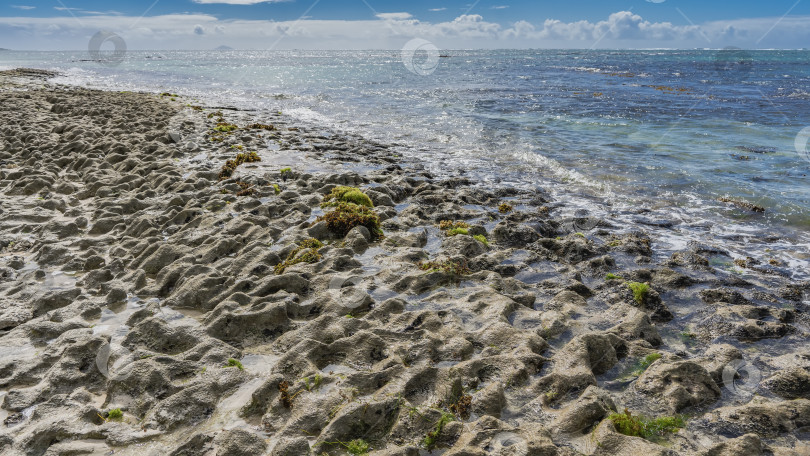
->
376 13 414 21
0 11 808 50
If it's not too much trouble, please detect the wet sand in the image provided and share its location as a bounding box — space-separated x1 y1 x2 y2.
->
0 68 808 456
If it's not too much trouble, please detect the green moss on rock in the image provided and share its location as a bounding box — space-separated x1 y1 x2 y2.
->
317 202 382 240
628 282 650 305
274 238 324 274
219 151 261 180
322 186 374 208
609 409 685 440
473 234 489 246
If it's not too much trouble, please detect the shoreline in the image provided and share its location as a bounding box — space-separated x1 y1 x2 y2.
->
0 69 808 455
19 58 810 283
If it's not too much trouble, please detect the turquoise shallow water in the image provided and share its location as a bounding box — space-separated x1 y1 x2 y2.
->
2 49 809 276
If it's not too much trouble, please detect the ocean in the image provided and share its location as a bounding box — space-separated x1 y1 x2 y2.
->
2 49 809 277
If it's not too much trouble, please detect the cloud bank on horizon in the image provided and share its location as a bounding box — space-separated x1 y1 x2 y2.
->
1 1 809 50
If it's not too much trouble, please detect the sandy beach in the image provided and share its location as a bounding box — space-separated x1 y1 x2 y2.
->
0 68 808 456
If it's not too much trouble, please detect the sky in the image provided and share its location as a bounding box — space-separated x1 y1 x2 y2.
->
2 0 810 50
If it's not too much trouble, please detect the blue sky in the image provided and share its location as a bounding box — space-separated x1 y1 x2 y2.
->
2 0 810 49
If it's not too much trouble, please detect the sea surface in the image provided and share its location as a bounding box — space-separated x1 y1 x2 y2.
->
2 49 809 277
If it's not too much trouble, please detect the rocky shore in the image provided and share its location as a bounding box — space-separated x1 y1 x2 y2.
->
0 68 808 456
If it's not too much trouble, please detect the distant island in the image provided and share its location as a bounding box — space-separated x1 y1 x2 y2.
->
214 45 234 51
0 48 10 51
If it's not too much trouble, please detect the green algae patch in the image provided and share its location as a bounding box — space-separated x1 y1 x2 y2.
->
219 151 261 180
235 181 254 197
274 238 324 275
609 409 685 440
439 220 470 231
317 202 382 240
213 122 238 133
320 439 370 456
423 412 455 449
245 123 276 131
224 358 244 370
438 220 474 238
473 234 489 246
345 439 370 455
627 282 650 305
632 352 662 375
718 196 765 213
498 203 513 213
418 259 471 276
446 227 469 237
322 186 374 208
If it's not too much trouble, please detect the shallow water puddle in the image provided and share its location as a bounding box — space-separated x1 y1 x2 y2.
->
514 261 558 285
320 363 357 376
369 287 399 304
253 149 332 175
0 391 7 424
156 306 205 328
207 378 266 431
305 207 324 224
501 249 533 265
92 296 147 338
416 226 443 255
240 353 280 375
111 378 270 456
0 343 37 367
354 246 384 274
38 270 78 289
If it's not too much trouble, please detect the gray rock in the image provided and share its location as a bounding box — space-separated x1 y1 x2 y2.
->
700 434 763 456
367 189 395 207
442 234 486 258
553 386 616 434
306 220 329 240
635 359 721 412
608 307 662 347
271 436 311 456
762 367 810 399
491 222 540 247
545 290 587 310
591 419 678 456
213 428 268 456
471 382 506 418
444 416 557 456
533 333 627 403
704 399 810 438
